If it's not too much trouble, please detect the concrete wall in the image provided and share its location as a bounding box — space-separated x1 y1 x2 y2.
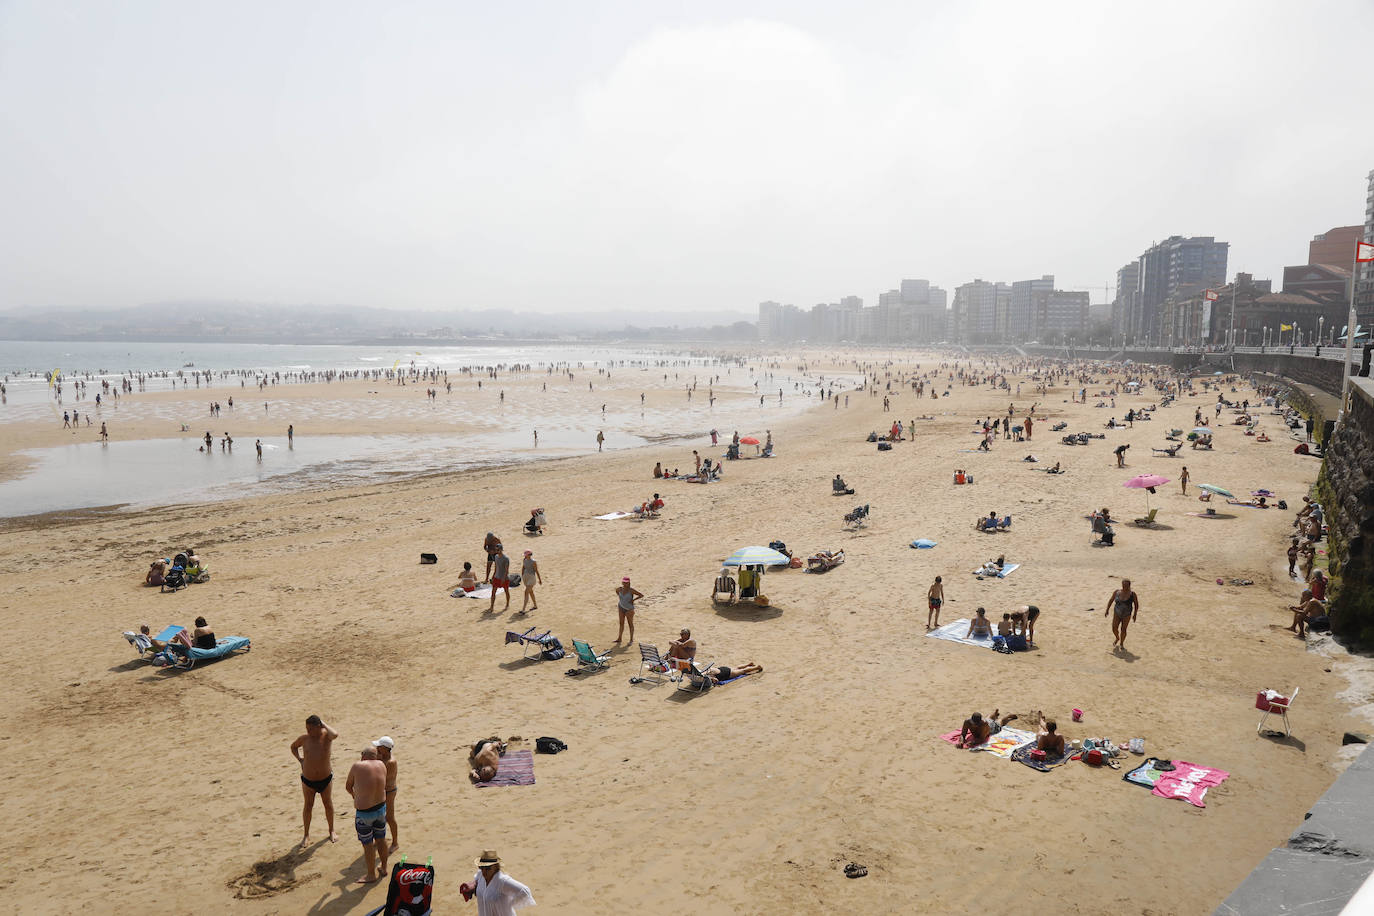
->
1216 743 1374 915
1318 377 1374 646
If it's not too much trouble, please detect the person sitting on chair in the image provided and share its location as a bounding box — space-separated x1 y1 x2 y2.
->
833 474 853 495
667 628 696 665
1092 510 1115 546
191 616 216 650
976 510 999 531
711 567 737 604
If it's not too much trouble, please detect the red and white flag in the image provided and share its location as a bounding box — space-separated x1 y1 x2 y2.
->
1204 290 1218 301
1358 241 1374 263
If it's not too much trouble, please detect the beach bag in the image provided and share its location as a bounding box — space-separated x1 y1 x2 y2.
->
540 638 565 661
1085 748 1105 767
536 737 567 754
384 859 434 916
1277 500 1288 510
769 540 787 553
877 442 893 451
789 557 803 569
419 552 438 565
509 573 521 587
1007 634 1028 651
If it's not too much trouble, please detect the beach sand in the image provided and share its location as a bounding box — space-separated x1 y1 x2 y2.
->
0 352 1362 915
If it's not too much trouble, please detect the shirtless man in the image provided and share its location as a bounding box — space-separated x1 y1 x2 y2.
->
345 747 390 884
373 737 399 853
1287 590 1326 637
927 576 944 630
1035 711 1064 756
666 628 696 664
482 532 501 583
1105 579 1139 651
957 710 1016 749
290 714 338 846
470 737 505 782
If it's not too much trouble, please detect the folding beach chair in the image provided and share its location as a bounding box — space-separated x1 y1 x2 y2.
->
676 658 716 693
637 643 673 684
998 515 1012 530
1257 687 1299 737
572 639 610 671
505 626 554 660
1133 508 1159 527
166 636 251 669
122 630 154 658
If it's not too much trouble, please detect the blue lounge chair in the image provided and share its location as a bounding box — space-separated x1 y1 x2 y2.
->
572 639 610 671
999 515 1012 529
167 636 251 669
505 626 554 660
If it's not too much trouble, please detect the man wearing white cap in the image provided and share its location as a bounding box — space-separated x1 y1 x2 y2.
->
373 736 399 853
461 850 535 914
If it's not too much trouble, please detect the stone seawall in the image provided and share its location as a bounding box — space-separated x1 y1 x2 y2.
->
1319 377 1374 647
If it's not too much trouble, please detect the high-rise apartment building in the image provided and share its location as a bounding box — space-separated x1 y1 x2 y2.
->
1359 170 1374 325
1132 236 1229 344
1010 275 1054 339
757 301 782 340
953 280 1009 342
1113 262 1140 338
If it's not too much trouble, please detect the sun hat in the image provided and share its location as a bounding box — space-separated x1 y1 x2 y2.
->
523 549 532 556
622 576 630 582
475 850 501 867
372 736 394 749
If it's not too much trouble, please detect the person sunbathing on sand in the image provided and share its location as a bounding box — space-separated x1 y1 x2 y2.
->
1036 712 1064 756
707 661 763 684
456 562 479 592
957 709 1017 748
469 738 506 782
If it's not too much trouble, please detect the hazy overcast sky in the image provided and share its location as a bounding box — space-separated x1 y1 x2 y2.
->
2 1 1371 314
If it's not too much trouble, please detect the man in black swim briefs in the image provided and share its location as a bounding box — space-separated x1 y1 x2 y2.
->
290 714 338 846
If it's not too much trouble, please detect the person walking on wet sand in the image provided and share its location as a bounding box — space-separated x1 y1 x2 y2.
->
1105 579 1139 651
345 747 389 884
488 544 512 612
287 424 293 447
290 714 338 846
927 576 944 629
596 430 604 452
519 549 541 614
614 576 643 644
1179 465 1189 495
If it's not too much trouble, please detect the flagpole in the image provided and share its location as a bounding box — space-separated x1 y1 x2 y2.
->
1343 246 1359 413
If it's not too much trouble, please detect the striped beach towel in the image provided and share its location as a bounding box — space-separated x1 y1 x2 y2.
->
474 749 535 788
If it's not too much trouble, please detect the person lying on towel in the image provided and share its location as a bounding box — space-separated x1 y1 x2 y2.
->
469 737 507 782
706 661 763 685
957 709 1018 748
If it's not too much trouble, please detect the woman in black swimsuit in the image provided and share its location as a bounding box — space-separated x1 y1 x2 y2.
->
192 616 216 650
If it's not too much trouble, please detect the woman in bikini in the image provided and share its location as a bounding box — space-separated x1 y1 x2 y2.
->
1104 580 1139 651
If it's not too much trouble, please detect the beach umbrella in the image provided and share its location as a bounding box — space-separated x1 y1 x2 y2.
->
1192 427 1213 436
1123 473 1170 509
1199 483 1233 499
910 539 938 549
722 546 790 567
739 436 760 445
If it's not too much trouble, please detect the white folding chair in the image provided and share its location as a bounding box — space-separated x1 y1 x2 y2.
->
1258 687 1299 736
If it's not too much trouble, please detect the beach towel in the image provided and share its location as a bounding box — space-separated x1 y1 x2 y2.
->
910 539 938 549
926 619 996 649
938 727 1035 758
1150 761 1229 808
594 512 634 520
971 563 1020 578
1123 757 1168 789
1012 742 1074 772
473 749 535 788
452 585 494 599
973 727 1036 759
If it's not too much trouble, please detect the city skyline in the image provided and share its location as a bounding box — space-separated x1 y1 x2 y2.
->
2 2 1372 315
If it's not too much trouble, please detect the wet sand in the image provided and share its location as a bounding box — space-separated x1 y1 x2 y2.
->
0 350 1366 915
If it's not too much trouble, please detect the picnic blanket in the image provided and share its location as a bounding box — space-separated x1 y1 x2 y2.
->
473 749 535 788
927 619 996 649
938 727 1036 758
452 585 494 599
594 512 634 520
1012 742 1074 772
971 563 1020 578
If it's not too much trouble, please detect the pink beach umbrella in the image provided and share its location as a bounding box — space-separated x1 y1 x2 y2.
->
1123 473 1171 509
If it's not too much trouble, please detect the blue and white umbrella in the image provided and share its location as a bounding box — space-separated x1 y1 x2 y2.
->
722 546 790 567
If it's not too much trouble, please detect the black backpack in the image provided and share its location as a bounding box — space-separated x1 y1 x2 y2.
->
536 737 567 754
540 638 565 661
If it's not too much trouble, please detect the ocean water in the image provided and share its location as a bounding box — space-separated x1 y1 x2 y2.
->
0 340 851 517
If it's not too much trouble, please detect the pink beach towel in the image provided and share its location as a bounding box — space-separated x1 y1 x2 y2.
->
1150 761 1229 807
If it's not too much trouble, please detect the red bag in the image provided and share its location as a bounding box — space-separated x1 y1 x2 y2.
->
1086 749 1104 767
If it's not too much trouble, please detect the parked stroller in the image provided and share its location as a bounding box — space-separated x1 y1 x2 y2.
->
844 504 870 529
161 565 188 592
